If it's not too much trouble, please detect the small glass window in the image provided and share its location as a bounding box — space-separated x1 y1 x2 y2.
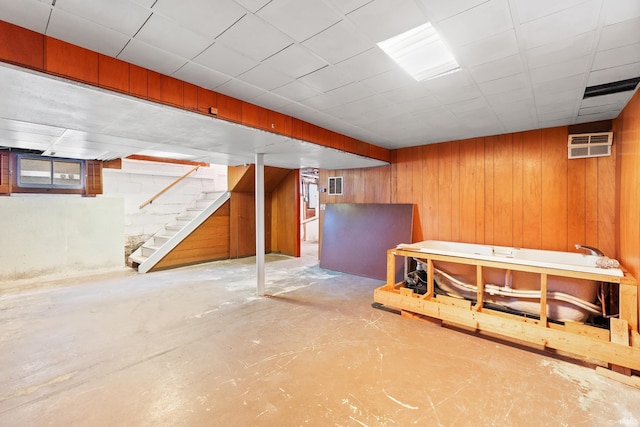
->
18 155 83 189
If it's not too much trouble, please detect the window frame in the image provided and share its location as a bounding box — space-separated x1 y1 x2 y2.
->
16 154 85 191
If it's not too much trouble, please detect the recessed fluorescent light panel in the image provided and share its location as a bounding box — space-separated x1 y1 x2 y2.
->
377 22 459 82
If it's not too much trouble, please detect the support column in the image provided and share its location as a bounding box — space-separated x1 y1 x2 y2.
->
255 153 265 296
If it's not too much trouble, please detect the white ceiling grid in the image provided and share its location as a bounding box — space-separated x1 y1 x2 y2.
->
0 0 637 168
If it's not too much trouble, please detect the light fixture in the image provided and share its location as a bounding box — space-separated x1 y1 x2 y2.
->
377 22 460 82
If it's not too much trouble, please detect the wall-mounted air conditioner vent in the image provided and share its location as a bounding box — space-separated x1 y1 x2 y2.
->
567 132 613 159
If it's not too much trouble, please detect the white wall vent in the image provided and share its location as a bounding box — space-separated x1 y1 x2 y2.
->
567 132 613 159
328 176 343 195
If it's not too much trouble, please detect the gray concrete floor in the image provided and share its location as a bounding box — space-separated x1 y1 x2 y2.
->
1 242 640 426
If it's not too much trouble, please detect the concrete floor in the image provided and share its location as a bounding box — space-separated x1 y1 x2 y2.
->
1 243 640 426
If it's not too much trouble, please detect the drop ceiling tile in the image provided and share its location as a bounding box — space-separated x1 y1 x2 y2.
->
128 0 155 7
325 81 377 106
580 90 634 108
298 65 354 92
469 54 525 83
0 138 52 151
237 63 293 91
47 8 131 57
0 0 52 33
574 111 618 123
302 20 372 65
232 0 270 13
361 69 416 93
514 0 585 24
485 87 533 106
300 93 347 111
529 56 590 85
533 74 586 96
603 0 640 25
134 13 212 59
118 39 187 75
525 31 595 69
446 97 490 114
324 0 372 15
262 44 327 79
592 42 640 71
435 0 513 47
598 17 640 51
215 78 266 101
152 0 246 39
0 118 65 137
578 103 623 116
251 92 292 110
335 48 396 81
454 29 519 67
257 0 341 42
54 0 151 36
193 42 259 77
272 80 322 102
172 62 231 90
433 84 484 104
587 62 640 86
215 13 293 62
533 87 583 107
345 0 427 43
519 0 600 50
418 0 489 22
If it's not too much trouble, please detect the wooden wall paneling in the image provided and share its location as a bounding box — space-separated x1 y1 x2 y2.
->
598 145 617 257
395 148 412 204
374 165 392 203
98 55 129 93
84 160 103 196
567 157 587 251
265 193 272 254
615 90 640 328
146 70 162 102
267 111 292 137
0 21 44 70
230 192 256 258
160 75 184 107
217 94 243 122
450 141 461 242
153 203 231 270
522 131 542 248
474 138 486 244
270 170 299 256
390 150 398 204
44 38 98 84
511 134 524 248
438 143 454 241
183 82 198 112
197 87 217 115
242 102 261 129
492 134 513 247
540 127 568 251
585 157 599 248
227 165 253 191
458 139 477 243
411 146 424 242
0 151 10 194
423 144 439 241
483 136 495 245
129 64 148 98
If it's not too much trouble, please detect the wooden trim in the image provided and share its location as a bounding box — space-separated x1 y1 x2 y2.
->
0 20 390 163
0 152 10 195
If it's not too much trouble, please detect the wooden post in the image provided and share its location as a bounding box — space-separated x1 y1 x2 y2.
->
474 265 484 311
540 273 548 326
426 259 434 299
387 250 396 286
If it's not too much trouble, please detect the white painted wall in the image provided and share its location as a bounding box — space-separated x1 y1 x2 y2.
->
102 159 227 254
0 195 124 281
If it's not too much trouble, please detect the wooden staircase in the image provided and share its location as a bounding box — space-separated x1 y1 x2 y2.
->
129 191 230 273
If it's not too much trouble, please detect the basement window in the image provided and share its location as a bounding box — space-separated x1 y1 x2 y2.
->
328 176 343 196
18 155 83 189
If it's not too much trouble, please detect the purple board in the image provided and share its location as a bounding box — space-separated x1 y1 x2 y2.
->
320 203 413 281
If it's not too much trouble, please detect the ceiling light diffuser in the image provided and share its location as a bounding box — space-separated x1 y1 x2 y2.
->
377 22 459 82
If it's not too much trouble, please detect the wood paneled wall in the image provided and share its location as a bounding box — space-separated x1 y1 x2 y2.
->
152 200 231 271
393 127 617 254
0 20 389 163
320 126 617 256
228 165 299 258
271 170 300 256
615 90 640 292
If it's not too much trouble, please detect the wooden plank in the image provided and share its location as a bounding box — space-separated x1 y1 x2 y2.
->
483 136 495 245
475 265 483 311
597 146 616 257
217 94 243 122
493 134 513 246
438 143 453 241
595 367 640 389
522 130 541 248
160 75 183 107
459 139 477 243
475 137 486 244
147 70 162 101
610 317 630 346
541 127 568 251
411 146 424 242
0 21 44 70
183 82 198 112
401 310 443 326
563 321 610 341
423 144 439 241
450 141 461 242
129 64 148 98
45 38 99 84
567 157 586 251
98 55 129 93
197 87 217 115
540 273 548 326
0 152 10 195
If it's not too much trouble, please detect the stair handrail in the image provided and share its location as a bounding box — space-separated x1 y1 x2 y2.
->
139 166 199 209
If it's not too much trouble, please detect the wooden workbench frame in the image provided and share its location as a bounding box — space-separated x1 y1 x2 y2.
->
374 247 640 372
